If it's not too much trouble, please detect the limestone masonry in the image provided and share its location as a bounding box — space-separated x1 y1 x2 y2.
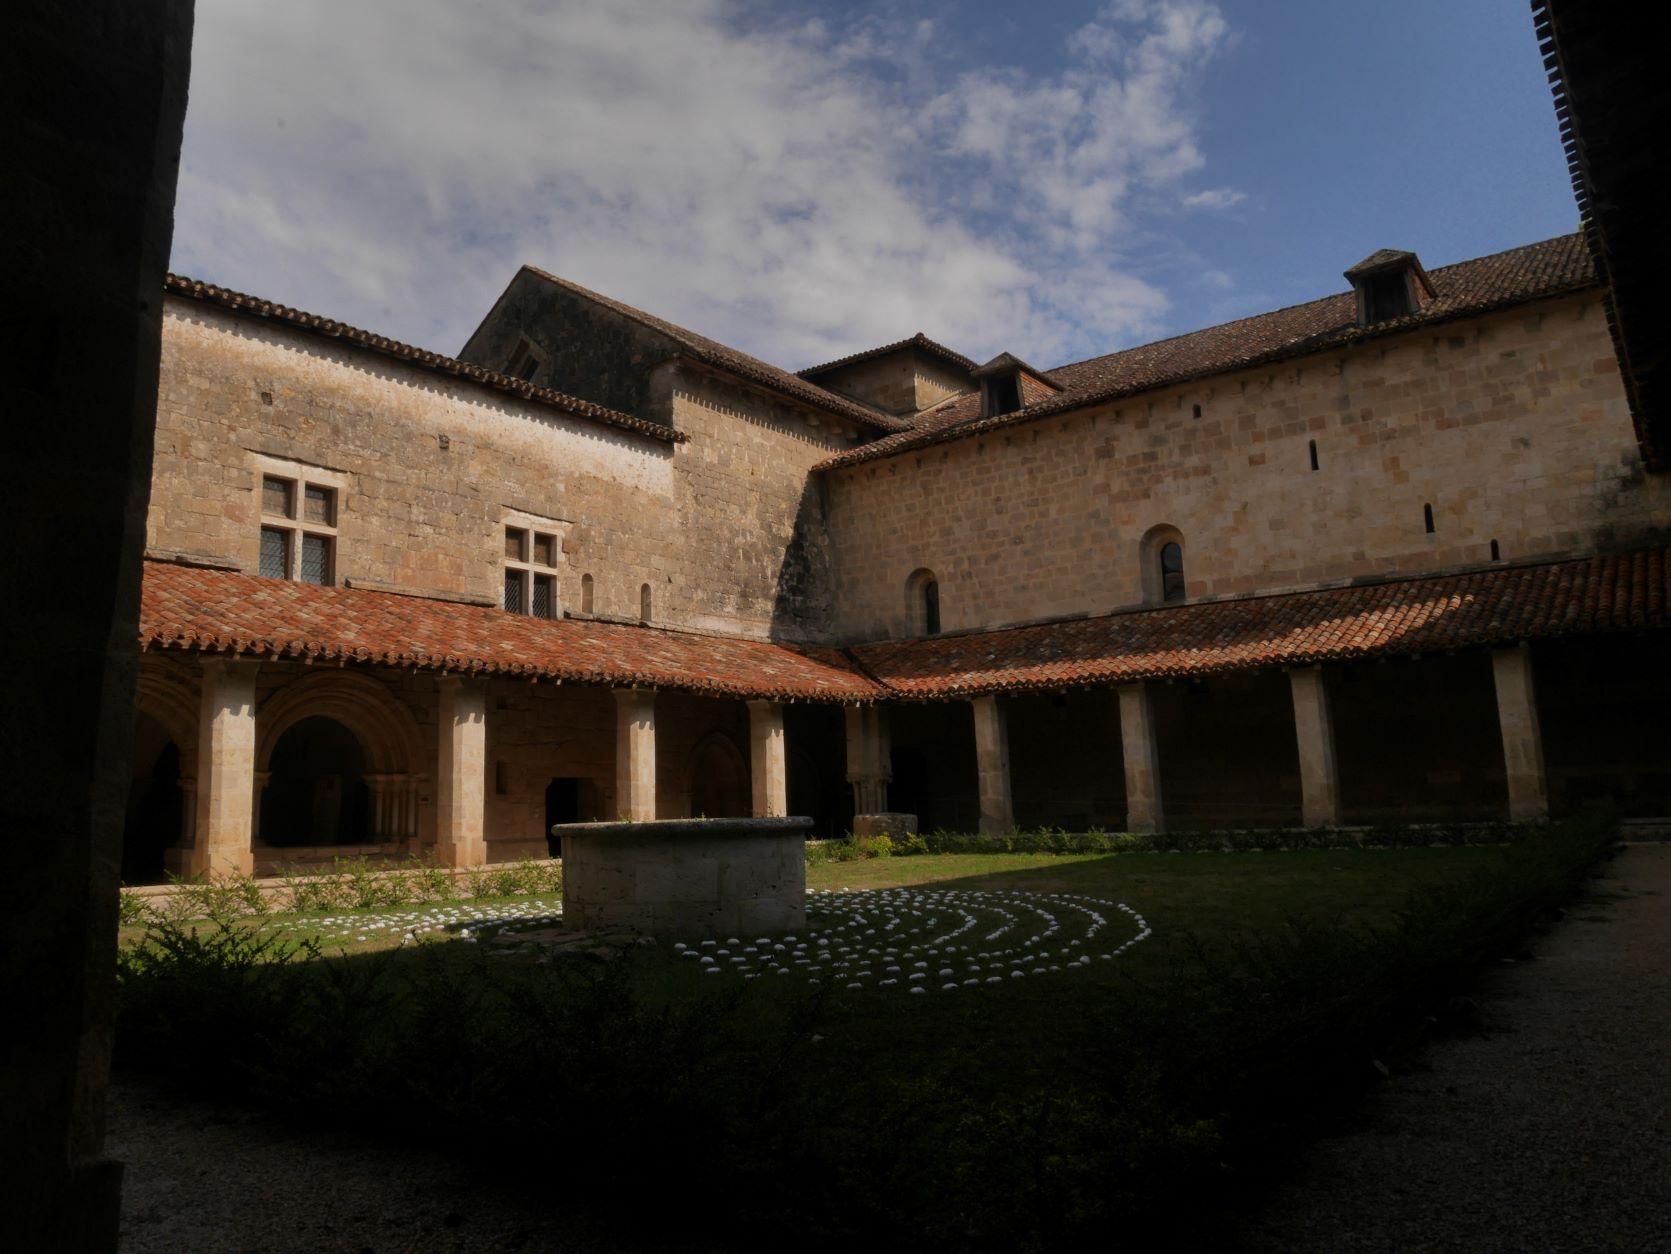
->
123 233 1671 882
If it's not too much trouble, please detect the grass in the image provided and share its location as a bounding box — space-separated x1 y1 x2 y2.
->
112 822 1615 1253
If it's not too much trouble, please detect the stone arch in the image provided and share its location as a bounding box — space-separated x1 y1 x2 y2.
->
134 666 199 778
255 670 423 776
1138 524 1186 605
688 729 749 819
904 567 941 635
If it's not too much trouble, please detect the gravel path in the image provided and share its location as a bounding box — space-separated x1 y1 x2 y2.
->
109 1082 723 1253
1245 843 1671 1253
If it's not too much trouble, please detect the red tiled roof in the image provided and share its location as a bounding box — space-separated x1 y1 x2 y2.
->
817 234 1598 471
139 561 882 702
851 548 1670 698
798 332 979 380
516 267 910 434
165 274 686 446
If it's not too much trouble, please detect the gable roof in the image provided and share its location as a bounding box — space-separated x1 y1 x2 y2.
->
798 332 979 380
164 274 684 446
816 233 1598 471
139 561 882 702
515 267 910 434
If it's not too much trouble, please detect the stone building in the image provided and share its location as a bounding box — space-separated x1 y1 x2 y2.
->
125 231 1671 880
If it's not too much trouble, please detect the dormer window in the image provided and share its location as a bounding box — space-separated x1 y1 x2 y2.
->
1344 249 1435 327
986 374 1021 416
506 338 543 383
972 352 1060 419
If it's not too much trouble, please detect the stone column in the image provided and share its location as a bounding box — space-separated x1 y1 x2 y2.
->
1288 666 1342 827
747 700 788 818
191 658 260 878
844 704 892 813
614 688 658 822
1492 645 1549 822
435 676 488 867
1118 682 1164 835
970 695 1015 835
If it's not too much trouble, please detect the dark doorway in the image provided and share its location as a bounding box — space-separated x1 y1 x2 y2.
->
545 777 583 857
889 747 927 825
689 734 748 818
122 713 182 884
260 716 372 847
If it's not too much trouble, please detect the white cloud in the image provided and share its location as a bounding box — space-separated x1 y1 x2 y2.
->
1182 187 1247 210
173 0 1232 371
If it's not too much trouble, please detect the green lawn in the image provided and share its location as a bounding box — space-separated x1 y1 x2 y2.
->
114 831 1607 1252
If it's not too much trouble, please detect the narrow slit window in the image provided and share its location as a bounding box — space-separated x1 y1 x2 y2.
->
640 583 652 624
1490 539 1501 562
581 573 594 615
1423 503 1435 534
495 761 510 795
923 578 941 636
1309 439 1319 471
1160 541 1186 603
1192 403 1202 419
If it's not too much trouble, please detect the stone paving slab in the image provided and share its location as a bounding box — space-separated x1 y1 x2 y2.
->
1245 843 1671 1253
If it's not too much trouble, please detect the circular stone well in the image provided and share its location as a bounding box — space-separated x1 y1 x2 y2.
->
550 817 811 939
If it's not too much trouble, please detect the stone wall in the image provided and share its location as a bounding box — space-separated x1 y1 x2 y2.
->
824 292 1671 639
148 299 851 640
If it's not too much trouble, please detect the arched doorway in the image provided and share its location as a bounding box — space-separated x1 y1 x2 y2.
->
689 732 749 818
123 712 182 884
259 716 372 847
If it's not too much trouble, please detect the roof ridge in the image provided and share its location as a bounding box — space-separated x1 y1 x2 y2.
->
797 331 980 379
165 273 685 445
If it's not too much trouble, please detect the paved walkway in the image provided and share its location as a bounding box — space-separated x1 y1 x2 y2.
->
1246 843 1671 1253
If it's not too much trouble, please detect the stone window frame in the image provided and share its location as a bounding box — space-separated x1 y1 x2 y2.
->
252 453 347 587
1138 524 1186 606
501 509 566 620
505 336 546 384
905 567 941 636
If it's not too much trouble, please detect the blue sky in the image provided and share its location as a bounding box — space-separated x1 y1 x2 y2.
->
173 0 1575 373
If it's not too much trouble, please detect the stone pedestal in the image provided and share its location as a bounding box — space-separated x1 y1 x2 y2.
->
614 688 657 822
747 700 787 818
1492 645 1549 822
553 817 811 938
191 658 259 878
1289 666 1342 827
1118 682 1165 835
435 676 487 868
970 694 1015 835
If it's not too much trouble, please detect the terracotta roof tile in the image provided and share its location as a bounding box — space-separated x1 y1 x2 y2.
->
517 267 910 434
817 234 1598 471
139 562 882 702
165 274 686 446
851 548 1670 698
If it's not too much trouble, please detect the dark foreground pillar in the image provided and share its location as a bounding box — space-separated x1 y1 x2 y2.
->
1 4 194 1248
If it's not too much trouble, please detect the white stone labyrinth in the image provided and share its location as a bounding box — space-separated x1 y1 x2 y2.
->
275 897 566 947
673 886 1152 993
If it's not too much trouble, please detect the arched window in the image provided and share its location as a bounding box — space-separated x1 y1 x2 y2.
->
905 568 941 635
1139 525 1186 605
1159 542 1185 603
640 583 652 624
581 573 594 615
